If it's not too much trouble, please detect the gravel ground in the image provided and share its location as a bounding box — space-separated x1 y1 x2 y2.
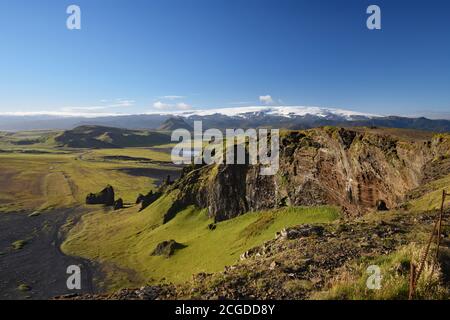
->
0 209 103 300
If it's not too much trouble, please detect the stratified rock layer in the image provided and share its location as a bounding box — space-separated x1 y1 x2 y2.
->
164 128 449 221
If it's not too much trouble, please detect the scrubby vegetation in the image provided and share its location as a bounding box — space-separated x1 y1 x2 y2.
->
17 284 31 292
314 243 448 300
12 240 27 250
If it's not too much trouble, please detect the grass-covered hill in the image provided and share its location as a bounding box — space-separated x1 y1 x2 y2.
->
61 127 450 297
54 125 171 149
158 117 193 131
62 196 340 289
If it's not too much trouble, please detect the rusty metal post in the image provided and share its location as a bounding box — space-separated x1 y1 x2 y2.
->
415 214 439 287
436 190 446 260
411 190 448 300
409 262 416 300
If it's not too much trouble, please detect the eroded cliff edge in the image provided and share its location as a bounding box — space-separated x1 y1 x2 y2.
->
163 127 450 221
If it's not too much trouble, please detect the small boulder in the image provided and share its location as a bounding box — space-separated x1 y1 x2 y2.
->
114 198 124 210
281 225 324 240
136 194 145 204
151 240 186 258
208 223 217 231
269 261 280 270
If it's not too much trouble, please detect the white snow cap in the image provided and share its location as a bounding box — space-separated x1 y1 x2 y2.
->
156 106 379 120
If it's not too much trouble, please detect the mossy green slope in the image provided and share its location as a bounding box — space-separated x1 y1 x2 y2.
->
62 199 340 290
409 174 450 211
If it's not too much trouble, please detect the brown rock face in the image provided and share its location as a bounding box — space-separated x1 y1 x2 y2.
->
165 128 448 221
273 128 429 215
164 164 250 222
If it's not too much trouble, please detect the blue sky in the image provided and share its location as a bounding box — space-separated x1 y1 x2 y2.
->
0 0 449 118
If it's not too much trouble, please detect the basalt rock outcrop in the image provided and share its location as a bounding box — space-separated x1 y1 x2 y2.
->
161 128 450 223
136 191 162 211
86 185 115 206
151 240 186 258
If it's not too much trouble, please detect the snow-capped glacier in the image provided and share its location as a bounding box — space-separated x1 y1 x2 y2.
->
158 106 379 120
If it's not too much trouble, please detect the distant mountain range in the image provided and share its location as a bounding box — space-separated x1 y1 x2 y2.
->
1 106 450 132
54 125 171 149
158 117 193 131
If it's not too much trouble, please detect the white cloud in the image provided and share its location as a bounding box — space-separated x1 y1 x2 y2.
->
153 101 170 110
61 99 135 112
176 102 192 110
159 95 186 100
153 101 192 111
228 101 254 105
259 95 274 105
0 110 128 117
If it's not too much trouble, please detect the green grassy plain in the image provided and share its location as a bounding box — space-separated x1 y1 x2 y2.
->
83 148 173 163
0 152 162 212
0 129 178 213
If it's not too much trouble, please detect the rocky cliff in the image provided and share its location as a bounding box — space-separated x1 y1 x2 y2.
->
163 128 449 222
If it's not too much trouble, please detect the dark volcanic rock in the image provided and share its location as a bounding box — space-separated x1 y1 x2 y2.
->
136 194 144 204
166 164 251 223
136 191 161 211
86 185 115 206
279 225 325 240
151 240 186 258
114 198 124 210
162 175 173 188
208 223 217 231
163 200 187 223
376 200 389 211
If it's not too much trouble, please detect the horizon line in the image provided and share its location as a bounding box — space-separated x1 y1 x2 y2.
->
0 105 448 120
